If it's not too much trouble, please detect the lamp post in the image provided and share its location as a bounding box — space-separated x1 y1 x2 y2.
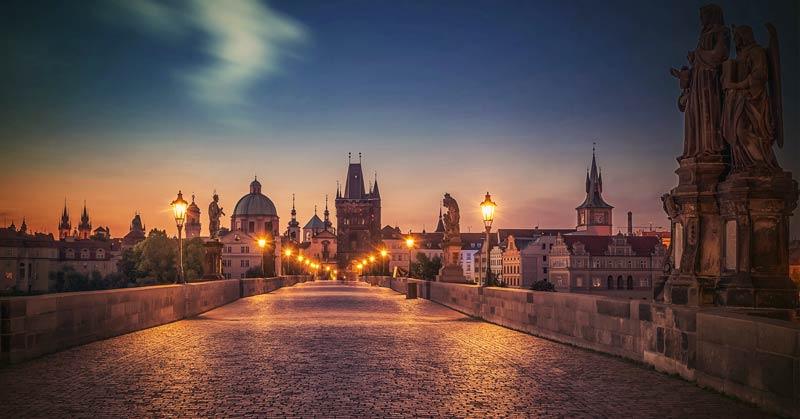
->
480 192 496 287
380 249 388 276
405 234 415 278
258 239 267 277
284 249 292 275
171 191 188 284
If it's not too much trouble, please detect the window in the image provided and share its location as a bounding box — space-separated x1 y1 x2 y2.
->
66 249 75 259
248 221 255 233
223 259 231 267
576 277 583 287
607 276 613 289
639 278 649 287
236 221 242 230
627 276 634 290
640 260 647 269
81 249 90 259
617 276 623 289
96 249 105 259
628 260 632 268
543 267 548 274
225 273 232 279
542 255 547 262
541 244 546 250
594 259 601 268
226 246 232 253
240 246 249 254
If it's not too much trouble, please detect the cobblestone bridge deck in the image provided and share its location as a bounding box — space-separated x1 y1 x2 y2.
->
0 281 774 418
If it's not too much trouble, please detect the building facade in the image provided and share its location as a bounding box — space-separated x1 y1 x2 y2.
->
220 178 282 278
549 233 666 299
335 155 381 267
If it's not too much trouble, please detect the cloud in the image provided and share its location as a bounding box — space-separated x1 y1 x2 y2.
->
106 0 307 109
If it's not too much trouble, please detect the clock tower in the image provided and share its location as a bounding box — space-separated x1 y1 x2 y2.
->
576 147 613 235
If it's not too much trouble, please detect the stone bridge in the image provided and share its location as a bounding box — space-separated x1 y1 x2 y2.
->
0 278 797 418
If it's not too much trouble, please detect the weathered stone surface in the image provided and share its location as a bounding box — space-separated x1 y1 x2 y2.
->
0 282 775 419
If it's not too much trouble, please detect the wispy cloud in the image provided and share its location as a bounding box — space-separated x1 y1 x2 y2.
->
105 0 307 111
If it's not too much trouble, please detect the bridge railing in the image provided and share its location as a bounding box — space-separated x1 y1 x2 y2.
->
0 275 311 365
362 275 800 418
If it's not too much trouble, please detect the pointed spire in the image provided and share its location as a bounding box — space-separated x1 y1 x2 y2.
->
576 144 612 210
324 194 332 229
314 205 317 215
435 204 445 233
372 171 380 198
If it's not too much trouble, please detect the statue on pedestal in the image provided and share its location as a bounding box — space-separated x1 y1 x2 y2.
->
208 193 224 240
663 4 798 310
721 24 783 173
438 193 465 283
670 4 730 159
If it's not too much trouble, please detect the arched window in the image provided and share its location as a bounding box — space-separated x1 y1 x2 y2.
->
617 276 623 289
607 276 613 289
627 275 634 290
81 249 90 259
66 248 75 259
96 249 105 259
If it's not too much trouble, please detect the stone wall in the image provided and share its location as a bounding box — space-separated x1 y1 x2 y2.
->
0 276 309 365
364 276 800 417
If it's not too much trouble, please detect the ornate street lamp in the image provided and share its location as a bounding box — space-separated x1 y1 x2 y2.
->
258 238 267 277
171 191 189 284
405 233 415 278
480 192 496 287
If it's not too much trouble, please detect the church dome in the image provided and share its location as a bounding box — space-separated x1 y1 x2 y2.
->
233 178 278 217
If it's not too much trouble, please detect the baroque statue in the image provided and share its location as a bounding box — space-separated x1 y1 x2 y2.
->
208 193 225 239
442 193 460 243
721 24 784 173
670 4 729 159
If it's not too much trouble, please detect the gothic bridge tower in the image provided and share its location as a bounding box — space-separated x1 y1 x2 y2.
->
335 153 381 267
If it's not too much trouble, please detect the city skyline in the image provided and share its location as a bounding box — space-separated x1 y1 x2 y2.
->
1 0 798 237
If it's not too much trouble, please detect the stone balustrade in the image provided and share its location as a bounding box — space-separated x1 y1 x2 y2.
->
0 276 310 365
362 276 800 418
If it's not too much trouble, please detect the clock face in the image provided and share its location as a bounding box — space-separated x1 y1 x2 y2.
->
593 213 604 224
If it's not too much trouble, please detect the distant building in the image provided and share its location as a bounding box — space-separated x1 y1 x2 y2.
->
220 178 282 278
336 154 381 267
185 194 201 238
122 213 147 250
0 222 58 292
298 197 338 272
790 240 800 285
549 233 666 299
574 148 613 236
285 194 301 243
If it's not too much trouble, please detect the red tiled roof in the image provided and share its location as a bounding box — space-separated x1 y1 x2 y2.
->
562 235 660 256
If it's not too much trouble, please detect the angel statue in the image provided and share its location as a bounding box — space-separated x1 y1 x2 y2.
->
721 24 784 173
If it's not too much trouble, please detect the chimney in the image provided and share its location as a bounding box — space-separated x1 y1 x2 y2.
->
627 211 633 236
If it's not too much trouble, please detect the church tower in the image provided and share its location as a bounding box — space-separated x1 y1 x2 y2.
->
286 194 301 242
78 202 92 240
335 153 381 267
575 147 613 235
58 200 71 240
185 194 202 238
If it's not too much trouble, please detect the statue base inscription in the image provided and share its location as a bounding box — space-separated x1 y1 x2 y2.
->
202 240 224 280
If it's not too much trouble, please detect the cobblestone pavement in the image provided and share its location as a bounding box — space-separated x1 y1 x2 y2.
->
0 282 775 419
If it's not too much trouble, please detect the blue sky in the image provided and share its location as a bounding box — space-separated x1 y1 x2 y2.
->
0 0 798 237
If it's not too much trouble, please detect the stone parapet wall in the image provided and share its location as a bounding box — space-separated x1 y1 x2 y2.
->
363 276 800 417
0 276 310 365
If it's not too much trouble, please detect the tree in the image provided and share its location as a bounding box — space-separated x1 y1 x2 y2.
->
531 279 556 292
245 265 264 278
409 253 442 281
134 229 177 284
183 237 206 281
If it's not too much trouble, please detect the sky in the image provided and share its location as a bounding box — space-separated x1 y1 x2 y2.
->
1 0 798 238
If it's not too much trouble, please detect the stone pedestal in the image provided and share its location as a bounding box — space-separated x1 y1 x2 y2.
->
714 171 798 308
202 240 224 280
663 156 799 309
437 241 465 282
663 156 727 306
